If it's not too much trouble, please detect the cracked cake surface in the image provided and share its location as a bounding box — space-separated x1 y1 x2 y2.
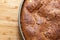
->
21 0 60 40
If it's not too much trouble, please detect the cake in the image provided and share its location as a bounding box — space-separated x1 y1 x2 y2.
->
21 0 60 40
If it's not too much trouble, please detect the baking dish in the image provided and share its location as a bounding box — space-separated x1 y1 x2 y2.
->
18 0 25 40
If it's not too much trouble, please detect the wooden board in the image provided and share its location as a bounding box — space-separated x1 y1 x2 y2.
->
0 0 21 40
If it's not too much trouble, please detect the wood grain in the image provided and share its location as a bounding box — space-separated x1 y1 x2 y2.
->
0 0 21 40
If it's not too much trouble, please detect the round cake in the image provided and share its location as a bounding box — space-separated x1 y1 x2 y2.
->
21 0 60 40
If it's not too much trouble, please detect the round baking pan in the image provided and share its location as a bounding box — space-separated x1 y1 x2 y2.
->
18 0 25 40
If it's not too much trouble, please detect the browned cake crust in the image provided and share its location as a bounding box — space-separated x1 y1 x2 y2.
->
21 0 60 40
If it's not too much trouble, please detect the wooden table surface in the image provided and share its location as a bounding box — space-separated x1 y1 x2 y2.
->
0 0 21 40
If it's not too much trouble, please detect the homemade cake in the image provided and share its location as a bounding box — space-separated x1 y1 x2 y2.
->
21 0 60 40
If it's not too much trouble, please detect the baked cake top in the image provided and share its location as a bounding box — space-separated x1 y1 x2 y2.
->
21 0 60 40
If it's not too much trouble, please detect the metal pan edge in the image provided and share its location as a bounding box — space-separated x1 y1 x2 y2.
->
18 0 25 40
